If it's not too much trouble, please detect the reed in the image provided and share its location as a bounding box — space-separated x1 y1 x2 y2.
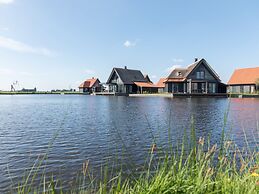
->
15 110 259 194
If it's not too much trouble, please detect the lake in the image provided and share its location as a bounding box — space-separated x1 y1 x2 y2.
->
0 95 258 192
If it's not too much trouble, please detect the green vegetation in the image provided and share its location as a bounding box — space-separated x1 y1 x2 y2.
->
14 127 259 193
9 105 258 194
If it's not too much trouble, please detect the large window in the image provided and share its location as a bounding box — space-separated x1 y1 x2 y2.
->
196 71 205 79
208 83 216 93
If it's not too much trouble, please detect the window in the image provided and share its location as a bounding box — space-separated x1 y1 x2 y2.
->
196 71 205 79
177 72 182 76
208 83 216 93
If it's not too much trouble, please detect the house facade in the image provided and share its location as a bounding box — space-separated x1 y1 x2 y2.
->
165 58 225 94
228 67 259 93
106 66 157 94
79 78 101 93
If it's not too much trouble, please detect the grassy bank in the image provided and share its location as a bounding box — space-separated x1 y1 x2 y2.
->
15 124 259 194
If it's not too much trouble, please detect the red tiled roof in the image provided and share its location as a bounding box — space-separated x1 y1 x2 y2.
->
79 78 99 88
228 67 259 85
156 78 166 88
134 82 157 88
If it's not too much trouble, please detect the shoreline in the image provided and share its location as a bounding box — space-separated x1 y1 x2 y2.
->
0 92 259 98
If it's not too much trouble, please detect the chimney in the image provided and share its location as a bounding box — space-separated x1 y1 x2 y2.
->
92 77 94 79
124 66 127 69
194 58 198 62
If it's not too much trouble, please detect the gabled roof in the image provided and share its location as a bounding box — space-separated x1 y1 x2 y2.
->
228 67 259 85
144 75 153 83
107 67 147 84
156 78 167 88
166 58 221 82
134 82 157 88
79 78 100 88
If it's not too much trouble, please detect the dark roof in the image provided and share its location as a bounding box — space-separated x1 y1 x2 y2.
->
144 74 153 83
107 67 147 84
167 58 221 82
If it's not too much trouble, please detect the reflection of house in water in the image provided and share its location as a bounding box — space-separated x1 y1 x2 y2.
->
228 67 259 93
106 66 157 94
79 78 101 93
164 58 226 94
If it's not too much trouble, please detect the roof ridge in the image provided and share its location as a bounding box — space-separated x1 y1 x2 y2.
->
234 66 259 71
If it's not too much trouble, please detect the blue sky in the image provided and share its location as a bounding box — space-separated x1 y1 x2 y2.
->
0 0 259 90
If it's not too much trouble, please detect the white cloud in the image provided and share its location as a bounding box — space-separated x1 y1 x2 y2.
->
1 27 9 31
0 68 32 77
172 58 184 63
166 65 182 73
0 68 13 76
84 69 95 75
0 36 55 56
123 40 136 48
0 0 14 4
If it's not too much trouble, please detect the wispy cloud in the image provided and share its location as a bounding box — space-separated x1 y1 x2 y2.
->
123 40 136 48
0 0 14 5
0 36 55 56
166 65 182 73
0 68 32 77
1 27 9 31
165 58 184 72
84 69 95 75
172 58 184 63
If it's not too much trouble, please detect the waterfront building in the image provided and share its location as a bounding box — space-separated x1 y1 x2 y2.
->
228 67 259 93
106 66 157 94
164 58 226 94
79 78 101 93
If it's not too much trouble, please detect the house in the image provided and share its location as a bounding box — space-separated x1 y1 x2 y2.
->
164 58 226 94
79 78 101 93
106 66 157 94
156 78 166 93
227 67 259 93
20 88 37 92
144 75 153 83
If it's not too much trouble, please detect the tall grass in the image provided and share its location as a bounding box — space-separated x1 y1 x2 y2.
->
14 108 259 193
15 125 259 194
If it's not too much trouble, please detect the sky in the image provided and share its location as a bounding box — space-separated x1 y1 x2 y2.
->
0 0 259 91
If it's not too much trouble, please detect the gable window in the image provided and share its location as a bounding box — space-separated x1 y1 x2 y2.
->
177 72 182 76
196 71 205 79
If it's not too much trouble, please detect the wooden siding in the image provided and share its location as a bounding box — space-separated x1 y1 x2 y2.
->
187 62 218 81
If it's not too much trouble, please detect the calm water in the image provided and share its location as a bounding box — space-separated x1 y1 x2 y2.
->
0 95 259 192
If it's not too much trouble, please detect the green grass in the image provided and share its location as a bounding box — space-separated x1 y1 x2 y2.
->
11 105 259 194
14 126 259 194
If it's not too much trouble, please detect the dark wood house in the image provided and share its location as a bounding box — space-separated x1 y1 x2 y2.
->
228 67 259 93
106 66 157 94
165 58 226 94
